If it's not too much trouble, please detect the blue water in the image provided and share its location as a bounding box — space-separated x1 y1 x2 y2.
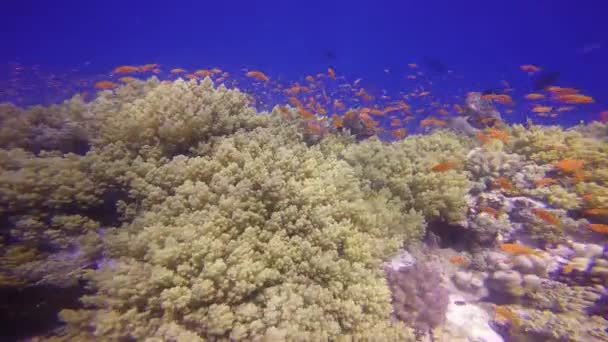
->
2 0 607 125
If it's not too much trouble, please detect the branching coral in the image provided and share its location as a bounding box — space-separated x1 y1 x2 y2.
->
60 124 423 340
340 131 472 224
90 77 269 158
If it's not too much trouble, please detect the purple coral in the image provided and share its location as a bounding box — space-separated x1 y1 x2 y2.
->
385 261 449 334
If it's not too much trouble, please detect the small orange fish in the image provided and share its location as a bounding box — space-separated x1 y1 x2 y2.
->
520 64 541 73
546 86 579 95
600 111 608 122
331 114 343 128
555 159 584 173
298 107 315 119
453 104 464 114
194 69 213 77
437 108 449 115
532 105 553 113
94 81 116 90
305 75 315 82
304 120 323 135
480 206 500 218
533 178 556 187
499 243 541 256
327 67 336 79
531 208 561 226
170 68 187 74
138 63 159 72
420 117 447 127
525 93 545 100
431 161 457 172
118 76 138 83
556 94 594 104
391 128 407 139
450 255 469 265
408 63 418 68
475 131 491 144
583 208 608 216
246 70 269 82
581 193 593 201
486 128 510 142
112 65 140 74
493 177 514 191
494 305 522 332
482 94 514 105
588 223 608 233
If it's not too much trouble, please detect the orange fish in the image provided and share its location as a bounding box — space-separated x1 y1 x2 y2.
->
170 68 187 74
486 128 510 142
588 223 608 233
118 76 138 83
583 208 608 216
581 193 593 201
246 70 269 82
112 65 140 74
138 63 159 72
194 69 213 77
331 114 343 128
499 243 541 256
288 97 303 108
420 117 447 127
533 178 556 187
390 118 402 127
554 159 584 173
359 112 378 128
450 255 469 265
532 105 553 113
531 208 561 226
482 94 514 105
391 128 407 139
304 120 323 135
184 74 199 80
305 75 315 82
546 86 579 95
298 107 315 119
437 108 449 115
556 94 594 104
525 93 545 100
431 161 458 172
408 63 418 68
600 111 608 122
327 67 336 79
494 177 514 192
480 206 500 218
94 81 116 90
520 64 541 73
453 104 464 114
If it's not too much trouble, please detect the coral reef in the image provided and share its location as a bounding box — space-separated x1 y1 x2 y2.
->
2 76 608 341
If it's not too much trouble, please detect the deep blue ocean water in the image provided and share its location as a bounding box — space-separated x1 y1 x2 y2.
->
2 0 607 126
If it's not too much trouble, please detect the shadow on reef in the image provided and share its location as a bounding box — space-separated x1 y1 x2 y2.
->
0 283 89 341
